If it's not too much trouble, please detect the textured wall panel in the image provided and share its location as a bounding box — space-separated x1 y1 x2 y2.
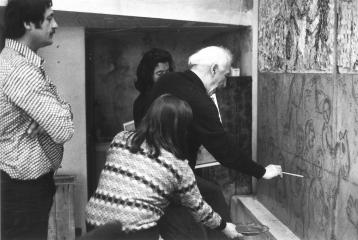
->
337 0 358 72
258 0 334 72
257 73 358 240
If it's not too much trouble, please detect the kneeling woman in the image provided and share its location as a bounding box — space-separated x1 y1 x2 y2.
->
85 94 241 240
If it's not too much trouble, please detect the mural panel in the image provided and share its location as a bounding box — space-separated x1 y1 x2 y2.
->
337 0 358 73
258 0 335 72
257 73 358 240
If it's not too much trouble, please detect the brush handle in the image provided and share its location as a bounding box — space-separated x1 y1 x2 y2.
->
282 171 304 178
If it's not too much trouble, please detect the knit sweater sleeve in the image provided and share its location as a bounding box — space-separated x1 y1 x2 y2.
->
175 161 225 230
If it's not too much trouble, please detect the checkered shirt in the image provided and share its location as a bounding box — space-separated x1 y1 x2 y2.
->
0 39 74 180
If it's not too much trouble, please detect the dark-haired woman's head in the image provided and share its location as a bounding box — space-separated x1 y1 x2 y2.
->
135 48 174 94
130 94 192 160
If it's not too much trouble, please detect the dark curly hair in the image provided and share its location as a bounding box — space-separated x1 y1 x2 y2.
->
135 48 174 94
4 0 53 39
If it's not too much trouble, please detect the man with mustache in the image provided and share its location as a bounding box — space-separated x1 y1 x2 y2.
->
0 0 74 239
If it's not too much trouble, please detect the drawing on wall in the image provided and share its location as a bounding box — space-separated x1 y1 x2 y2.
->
337 130 351 180
289 155 308 236
257 73 358 239
347 194 358 233
303 119 315 155
259 0 334 72
283 75 305 135
352 75 358 105
313 147 324 178
274 152 288 207
295 124 305 155
307 177 330 240
337 0 358 73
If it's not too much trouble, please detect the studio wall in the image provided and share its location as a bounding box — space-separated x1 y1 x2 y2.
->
39 27 87 233
256 0 358 239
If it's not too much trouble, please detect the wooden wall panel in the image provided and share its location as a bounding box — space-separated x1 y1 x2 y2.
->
337 0 358 72
256 73 358 240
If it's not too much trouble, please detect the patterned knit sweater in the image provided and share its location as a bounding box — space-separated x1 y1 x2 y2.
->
86 131 223 232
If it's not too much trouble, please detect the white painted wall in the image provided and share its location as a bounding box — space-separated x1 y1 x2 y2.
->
39 27 87 232
52 0 253 26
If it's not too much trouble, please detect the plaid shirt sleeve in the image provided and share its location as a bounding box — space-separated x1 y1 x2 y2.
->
3 63 74 144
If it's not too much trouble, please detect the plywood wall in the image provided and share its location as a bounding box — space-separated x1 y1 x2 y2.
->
257 0 358 239
257 73 358 239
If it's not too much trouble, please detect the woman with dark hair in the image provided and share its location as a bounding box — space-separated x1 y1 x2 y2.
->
85 94 242 240
133 48 174 127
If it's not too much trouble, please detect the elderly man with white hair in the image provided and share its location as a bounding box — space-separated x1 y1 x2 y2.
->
137 46 282 240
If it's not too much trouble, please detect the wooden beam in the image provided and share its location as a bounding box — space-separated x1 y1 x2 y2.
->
231 196 300 240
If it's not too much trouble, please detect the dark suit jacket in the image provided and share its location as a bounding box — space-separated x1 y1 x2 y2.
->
133 91 150 128
135 70 265 179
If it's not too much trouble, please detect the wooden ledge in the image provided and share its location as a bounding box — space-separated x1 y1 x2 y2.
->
230 195 300 240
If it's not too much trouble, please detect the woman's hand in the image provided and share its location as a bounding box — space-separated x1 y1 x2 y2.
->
222 222 243 239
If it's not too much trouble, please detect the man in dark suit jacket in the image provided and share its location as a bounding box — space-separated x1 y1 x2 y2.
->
136 46 282 240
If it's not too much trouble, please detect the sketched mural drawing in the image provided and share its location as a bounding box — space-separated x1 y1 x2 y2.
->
257 0 358 238
347 194 358 233
283 75 305 136
257 73 358 239
306 178 330 240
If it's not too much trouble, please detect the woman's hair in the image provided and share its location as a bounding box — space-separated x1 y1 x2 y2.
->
4 0 53 39
135 48 174 94
129 94 192 160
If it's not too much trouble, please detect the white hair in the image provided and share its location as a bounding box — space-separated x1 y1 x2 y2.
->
188 46 233 70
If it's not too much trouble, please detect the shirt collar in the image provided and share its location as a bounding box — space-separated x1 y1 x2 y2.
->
5 39 44 68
